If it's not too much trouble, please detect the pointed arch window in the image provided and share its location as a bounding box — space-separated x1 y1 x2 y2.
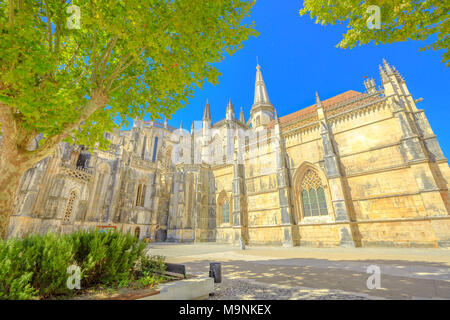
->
300 170 328 217
222 200 230 224
64 191 77 222
301 190 311 217
152 137 158 162
317 187 328 215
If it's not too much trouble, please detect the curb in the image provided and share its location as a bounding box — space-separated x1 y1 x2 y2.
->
138 276 214 300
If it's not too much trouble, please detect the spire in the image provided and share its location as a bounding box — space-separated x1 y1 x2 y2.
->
274 110 279 123
191 121 195 133
180 120 183 129
164 117 168 128
202 98 211 121
226 98 235 120
239 106 245 123
250 63 274 128
253 64 273 108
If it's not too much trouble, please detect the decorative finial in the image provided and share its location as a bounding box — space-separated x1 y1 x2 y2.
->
315 91 322 107
382 58 393 74
226 98 235 120
379 64 388 82
239 106 245 123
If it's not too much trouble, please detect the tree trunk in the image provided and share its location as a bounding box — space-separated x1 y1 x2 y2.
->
0 102 28 239
0 151 27 239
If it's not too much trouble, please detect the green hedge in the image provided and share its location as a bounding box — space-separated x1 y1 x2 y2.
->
0 230 150 299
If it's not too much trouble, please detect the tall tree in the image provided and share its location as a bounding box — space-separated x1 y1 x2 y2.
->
299 0 449 66
0 0 258 239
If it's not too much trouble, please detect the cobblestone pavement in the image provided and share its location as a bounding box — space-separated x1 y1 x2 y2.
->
147 243 450 300
208 278 371 300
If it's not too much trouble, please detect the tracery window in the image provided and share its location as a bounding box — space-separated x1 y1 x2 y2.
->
63 191 77 222
300 170 328 217
222 200 230 224
152 137 159 162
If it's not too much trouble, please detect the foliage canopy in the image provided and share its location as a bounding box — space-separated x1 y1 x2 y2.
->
0 0 258 155
299 0 449 66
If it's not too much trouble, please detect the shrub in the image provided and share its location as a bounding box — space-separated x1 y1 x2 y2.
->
0 229 148 299
140 254 166 275
0 238 37 299
30 233 75 297
70 230 146 287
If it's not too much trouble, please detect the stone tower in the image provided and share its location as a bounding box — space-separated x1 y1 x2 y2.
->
250 64 274 129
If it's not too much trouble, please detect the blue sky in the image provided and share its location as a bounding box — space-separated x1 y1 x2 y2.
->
146 0 450 158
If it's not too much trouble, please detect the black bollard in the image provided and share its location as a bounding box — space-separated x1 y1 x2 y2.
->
209 262 222 283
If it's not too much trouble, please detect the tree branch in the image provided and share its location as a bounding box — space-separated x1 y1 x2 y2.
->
8 0 14 28
90 30 98 82
54 20 62 54
105 48 145 92
64 43 80 72
97 35 119 87
44 0 52 51
109 75 139 93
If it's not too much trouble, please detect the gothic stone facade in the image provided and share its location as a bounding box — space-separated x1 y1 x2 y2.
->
8 60 450 248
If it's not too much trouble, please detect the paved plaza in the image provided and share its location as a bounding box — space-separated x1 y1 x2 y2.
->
147 243 450 300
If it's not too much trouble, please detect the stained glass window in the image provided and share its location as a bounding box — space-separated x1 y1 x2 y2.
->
301 190 311 217
309 189 319 216
317 187 327 216
222 201 230 223
300 170 328 217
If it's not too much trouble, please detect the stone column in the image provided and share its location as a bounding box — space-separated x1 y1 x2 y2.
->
273 122 297 247
316 93 356 247
232 153 247 246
